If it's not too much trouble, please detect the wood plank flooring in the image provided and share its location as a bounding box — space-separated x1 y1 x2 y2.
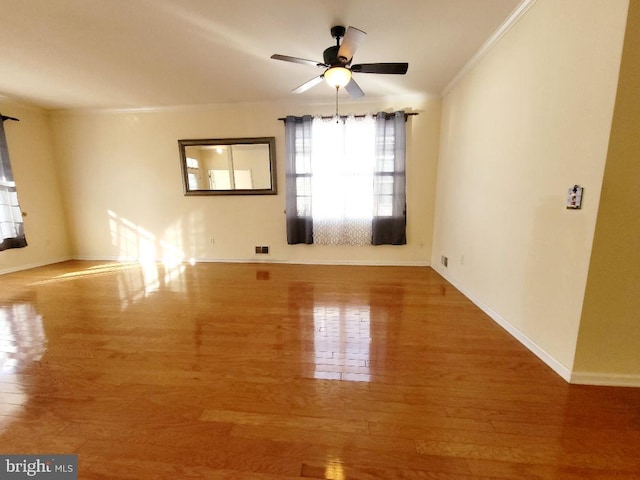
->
0 260 638 479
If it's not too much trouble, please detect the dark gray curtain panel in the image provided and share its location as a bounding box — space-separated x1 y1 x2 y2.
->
372 111 406 245
0 119 27 252
284 116 314 244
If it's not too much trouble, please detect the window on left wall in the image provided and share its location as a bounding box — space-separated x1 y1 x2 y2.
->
0 117 27 252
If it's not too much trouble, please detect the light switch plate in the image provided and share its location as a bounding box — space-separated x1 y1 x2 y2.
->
567 185 583 209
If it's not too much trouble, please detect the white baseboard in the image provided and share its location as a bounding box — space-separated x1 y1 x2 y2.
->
72 255 430 268
432 264 573 383
0 256 73 276
570 371 640 388
274 259 430 267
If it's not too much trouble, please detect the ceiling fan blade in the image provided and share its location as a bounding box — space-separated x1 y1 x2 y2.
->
291 75 325 94
271 54 327 68
337 26 366 64
351 63 409 74
344 78 364 98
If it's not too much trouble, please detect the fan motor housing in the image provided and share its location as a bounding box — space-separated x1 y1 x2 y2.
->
323 45 341 66
325 25 350 65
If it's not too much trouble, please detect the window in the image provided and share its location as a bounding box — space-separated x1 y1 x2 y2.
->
284 112 406 246
0 117 27 252
186 157 200 190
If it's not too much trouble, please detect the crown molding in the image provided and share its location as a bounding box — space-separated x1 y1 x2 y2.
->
441 0 537 97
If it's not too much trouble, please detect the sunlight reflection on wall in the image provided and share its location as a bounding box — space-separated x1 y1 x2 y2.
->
108 210 190 309
108 210 190 264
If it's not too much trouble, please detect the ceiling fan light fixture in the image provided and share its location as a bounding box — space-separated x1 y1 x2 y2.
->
324 66 351 88
272 25 408 98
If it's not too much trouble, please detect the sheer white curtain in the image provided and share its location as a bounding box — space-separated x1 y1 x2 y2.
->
311 115 376 245
0 118 27 252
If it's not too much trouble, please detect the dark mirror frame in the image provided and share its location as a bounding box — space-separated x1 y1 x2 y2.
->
178 137 277 196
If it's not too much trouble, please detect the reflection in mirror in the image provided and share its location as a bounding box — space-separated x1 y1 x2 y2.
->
178 137 277 195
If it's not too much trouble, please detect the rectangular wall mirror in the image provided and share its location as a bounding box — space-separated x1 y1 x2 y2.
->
178 137 277 195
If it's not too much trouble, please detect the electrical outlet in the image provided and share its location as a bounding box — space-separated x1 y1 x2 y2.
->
441 255 448 267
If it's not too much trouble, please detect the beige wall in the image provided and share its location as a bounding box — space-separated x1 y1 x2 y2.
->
0 99 71 274
573 0 640 382
50 97 440 265
431 0 629 376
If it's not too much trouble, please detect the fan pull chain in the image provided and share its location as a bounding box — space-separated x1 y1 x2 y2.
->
335 86 340 122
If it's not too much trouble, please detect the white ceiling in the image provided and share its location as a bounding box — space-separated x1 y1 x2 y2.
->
0 0 523 110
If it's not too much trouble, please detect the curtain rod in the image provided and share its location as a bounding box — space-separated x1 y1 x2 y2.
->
278 112 418 122
1 114 20 122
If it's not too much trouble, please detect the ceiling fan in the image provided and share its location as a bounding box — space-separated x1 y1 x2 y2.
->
271 25 408 98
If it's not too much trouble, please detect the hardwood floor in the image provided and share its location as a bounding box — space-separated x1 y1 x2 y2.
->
0 260 638 479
